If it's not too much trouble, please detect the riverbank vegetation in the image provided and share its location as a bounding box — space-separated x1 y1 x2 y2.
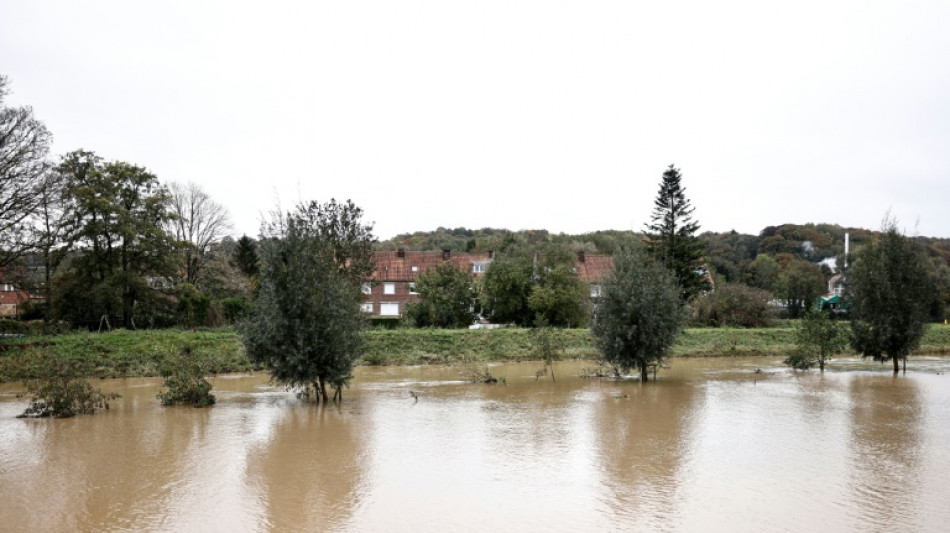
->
3 324 950 382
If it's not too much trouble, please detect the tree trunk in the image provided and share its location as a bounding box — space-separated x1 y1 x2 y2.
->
819 356 825 372
640 362 649 382
893 356 900 374
318 375 329 403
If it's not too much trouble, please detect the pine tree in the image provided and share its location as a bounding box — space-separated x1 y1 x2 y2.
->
233 235 259 277
644 164 710 300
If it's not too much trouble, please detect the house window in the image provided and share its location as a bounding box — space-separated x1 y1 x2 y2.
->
590 284 602 298
360 302 374 313
473 263 486 273
409 282 418 294
411 265 418 273
384 283 395 295
361 282 372 294
380 302 399 316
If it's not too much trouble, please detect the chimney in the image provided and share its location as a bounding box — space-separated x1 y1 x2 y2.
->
397 248 405 258
844 232 851 270
577 251 586 263
442 248 451 261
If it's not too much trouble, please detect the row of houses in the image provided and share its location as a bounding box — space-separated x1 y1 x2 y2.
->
360 249 613 318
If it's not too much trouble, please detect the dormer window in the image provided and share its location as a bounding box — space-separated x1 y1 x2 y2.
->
411 265 419 273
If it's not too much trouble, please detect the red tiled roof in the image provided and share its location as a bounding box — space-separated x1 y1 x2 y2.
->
369 250 613 282
371 251 494 281
0 290 31 306
575 254 613 283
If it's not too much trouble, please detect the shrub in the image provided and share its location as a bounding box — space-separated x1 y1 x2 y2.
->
17 351 120 418
156 347 216 407
691 283 775 328
221 298 250 324
784 310 847 371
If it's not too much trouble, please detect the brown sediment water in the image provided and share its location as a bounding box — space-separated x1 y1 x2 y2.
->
2 356 949 532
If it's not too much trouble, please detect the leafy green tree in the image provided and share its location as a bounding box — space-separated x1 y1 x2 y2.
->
528 261 588 328
240 199 374 403
744 254 781 293
482 253 534 326
779 260 826 319
849 219 933 373
785 310 847 370
591 247 686 381
55 151 177 328
407 261 475 328
644 164 710 300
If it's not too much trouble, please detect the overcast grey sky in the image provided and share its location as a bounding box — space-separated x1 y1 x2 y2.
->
2 1 949 240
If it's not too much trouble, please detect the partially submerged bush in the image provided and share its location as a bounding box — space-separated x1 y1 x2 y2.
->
784 310 847 371
17 351 120 418
691 283 775 328
156 347 216 407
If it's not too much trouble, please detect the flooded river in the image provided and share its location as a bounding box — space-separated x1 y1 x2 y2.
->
2 356 950 532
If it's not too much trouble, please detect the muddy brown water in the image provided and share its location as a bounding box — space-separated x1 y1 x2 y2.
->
2 356 950 532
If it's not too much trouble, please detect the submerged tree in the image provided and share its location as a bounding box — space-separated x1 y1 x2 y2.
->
591 247 685 381
785 310 847 371
17 351 120 418
848 218 932 373
240 199 375 403
156 347 216 407
644 164 710 300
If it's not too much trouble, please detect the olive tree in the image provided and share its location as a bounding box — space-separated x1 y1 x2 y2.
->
240 199 374 403
591 247 686 381
848 218 932 373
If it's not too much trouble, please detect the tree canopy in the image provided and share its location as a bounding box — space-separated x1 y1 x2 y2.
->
848 219 933 373
54 151 177 328
407 261 476 328
591 247 685 381
241 199 375 402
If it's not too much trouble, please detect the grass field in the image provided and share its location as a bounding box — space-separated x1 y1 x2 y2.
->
2 323 949 382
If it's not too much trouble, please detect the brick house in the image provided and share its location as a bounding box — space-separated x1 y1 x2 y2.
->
362 249 612 319
0 282 37 318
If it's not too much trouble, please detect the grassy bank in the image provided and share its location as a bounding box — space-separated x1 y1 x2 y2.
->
2 324 949 382
0 329 253 382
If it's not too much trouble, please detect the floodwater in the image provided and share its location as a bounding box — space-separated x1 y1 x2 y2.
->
2 357 950 532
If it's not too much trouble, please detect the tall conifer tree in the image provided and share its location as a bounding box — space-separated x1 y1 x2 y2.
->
644 164 710 299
